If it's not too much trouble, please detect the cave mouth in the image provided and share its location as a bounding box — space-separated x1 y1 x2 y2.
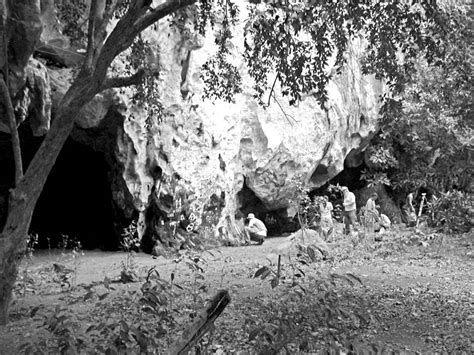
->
30 138 119 250
310 152 367 199
236 179 299 236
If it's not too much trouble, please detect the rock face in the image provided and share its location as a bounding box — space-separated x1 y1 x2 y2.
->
1 2 385 249
116 6 384 245
0 58 52 136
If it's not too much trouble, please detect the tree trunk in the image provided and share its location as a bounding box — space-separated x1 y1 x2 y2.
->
0 0 196 327
0 78 98 325
0 192 32 325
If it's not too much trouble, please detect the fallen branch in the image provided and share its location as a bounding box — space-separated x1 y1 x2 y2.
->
169 289 231 355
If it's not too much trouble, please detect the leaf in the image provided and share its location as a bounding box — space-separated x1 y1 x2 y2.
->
345 272 363 285
142 305 158 315
270 277 279 289
296 267 306 277
254 266 269 278
260 269 272 280
104 276 111 289
30 306 41 318
307 246 317 262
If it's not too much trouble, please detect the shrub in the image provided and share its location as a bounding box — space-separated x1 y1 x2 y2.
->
427 191 473 234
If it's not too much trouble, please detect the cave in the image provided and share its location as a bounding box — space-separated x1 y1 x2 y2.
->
236 179 298 236
310 150 367 198
29 137 119 250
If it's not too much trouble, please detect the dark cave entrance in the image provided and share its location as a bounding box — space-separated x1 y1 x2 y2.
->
236 179 298 236
310 150 367 199
308 151 369 222
30 137 119 250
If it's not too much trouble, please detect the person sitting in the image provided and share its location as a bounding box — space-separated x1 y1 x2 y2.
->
244 213 267 245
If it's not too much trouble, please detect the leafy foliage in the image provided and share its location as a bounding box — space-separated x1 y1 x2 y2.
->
54 0 88 46
288 174 321 229
54 0 465 113
360 145 399 187
200 1 242 103
120 220 141 283
127 35 165 126
363 2 473 193
426 191 473 234
242 1 453 107
251 249 368 353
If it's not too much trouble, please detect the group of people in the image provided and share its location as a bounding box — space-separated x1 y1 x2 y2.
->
242 185 397 245
342 186 392 234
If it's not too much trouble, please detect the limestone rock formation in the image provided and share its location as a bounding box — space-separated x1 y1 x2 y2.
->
0 58 52 136
116 6 385 244
1 2 386 249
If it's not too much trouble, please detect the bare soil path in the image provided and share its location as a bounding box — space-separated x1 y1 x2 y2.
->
0 227 473 354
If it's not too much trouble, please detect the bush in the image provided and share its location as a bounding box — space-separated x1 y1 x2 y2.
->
427 191 473 234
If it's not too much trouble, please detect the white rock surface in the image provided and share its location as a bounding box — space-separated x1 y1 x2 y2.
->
116 5 385 238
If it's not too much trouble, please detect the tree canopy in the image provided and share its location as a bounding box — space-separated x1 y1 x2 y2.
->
361 2 473 193
54 1 464 111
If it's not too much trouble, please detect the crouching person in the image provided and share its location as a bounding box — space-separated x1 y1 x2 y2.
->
245 213 267 245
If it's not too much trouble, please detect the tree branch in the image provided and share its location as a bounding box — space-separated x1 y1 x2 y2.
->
266 73 280 107
0 78 23 185
136 0 197 34
0 6 22 184
85 1 98 69
85 0 106 70
271 92 298 126
93 0 196 86
100 69 146 90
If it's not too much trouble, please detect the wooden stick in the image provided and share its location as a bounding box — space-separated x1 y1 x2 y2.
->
169 289 231 355
416 193 427 228
277 254 281 278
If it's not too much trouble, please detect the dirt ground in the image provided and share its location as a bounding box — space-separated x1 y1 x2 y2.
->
0 225 473 354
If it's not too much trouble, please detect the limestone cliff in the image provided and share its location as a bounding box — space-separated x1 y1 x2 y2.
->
116 6 384 244
1 2 386 248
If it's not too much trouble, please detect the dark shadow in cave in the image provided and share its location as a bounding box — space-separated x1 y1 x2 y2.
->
236 179 299 236
310 153 367 200
308 152 368 223
30 137 118 250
